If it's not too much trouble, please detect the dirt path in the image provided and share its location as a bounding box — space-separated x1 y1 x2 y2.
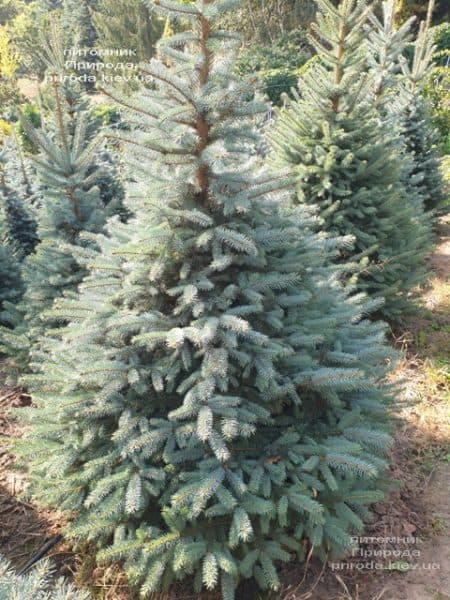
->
382 464 450 600
376 218 450 600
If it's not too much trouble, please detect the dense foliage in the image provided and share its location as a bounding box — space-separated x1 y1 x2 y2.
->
271 0 433 319
11 1 398 598
0 144 38 259
0 36 122 376
92 0 165 62
0 0 447 597
422 22 450 154
398 18 446 213
235 30 312 104
0 196 23 317
367 0 445 216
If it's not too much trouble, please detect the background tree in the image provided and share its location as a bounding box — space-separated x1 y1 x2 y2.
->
235 30 313 105
271 0 433 320
0 27 122 376
0 141 38 258
92 0 165 62
0 23 24 117
0 191 23 320
366 0 429 211
395 0 449 26
398 18 446 212
14 1 395 598
219 0 317 105
59 0 98 49
219 0 317 44
422 22 450 154
0 1 50 79
366 0 416 111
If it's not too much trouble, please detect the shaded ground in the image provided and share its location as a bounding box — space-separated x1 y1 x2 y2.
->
0 218 448 599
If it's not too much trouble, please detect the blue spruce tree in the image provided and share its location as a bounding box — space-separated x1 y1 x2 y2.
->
398 19 445 214
14 1 396 597
0 192 23 319
0 143 38 259
367 0 444 215
271 0 433 321
0 31 121 376
366 0 417 186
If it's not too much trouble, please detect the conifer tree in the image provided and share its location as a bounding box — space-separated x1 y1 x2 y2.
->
0 30 121 375
271 0 432 320
0 144 39 259
14 1 395 597
367 0 444 214
366 0 415 112
92 0 164 62
366 1 429 215
0 195 23 318
60 0 98 51
0 242 22 319
398 19 445 213
0 141 34 321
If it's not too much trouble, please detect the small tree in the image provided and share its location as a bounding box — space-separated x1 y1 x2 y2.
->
366 0 416 112
60 0 97 49
271 0 432 320
367 0 445 215
398 20 445 213
0 140 35 321
366 0 427 215
92 0 165 62
0 143 38 259
15 1 395 598
0 28 121 375
0 197 22 319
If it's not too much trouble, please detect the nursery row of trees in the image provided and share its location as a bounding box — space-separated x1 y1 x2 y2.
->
0 0 447 597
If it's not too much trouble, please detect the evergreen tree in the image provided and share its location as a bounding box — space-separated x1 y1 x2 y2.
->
398 20 445 213
394 0 449 27
271 0 432 320
0 31 121 375
0 140 35 322
0 193 23 318
367 0 444 216
0 241 22 320
14 1 395 597
0 143 39 259
366 0 427 212
60 0 98 50
92 0 165 62
366 0 416 111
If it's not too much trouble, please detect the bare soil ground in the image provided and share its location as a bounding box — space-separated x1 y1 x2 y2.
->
0 218 448 599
